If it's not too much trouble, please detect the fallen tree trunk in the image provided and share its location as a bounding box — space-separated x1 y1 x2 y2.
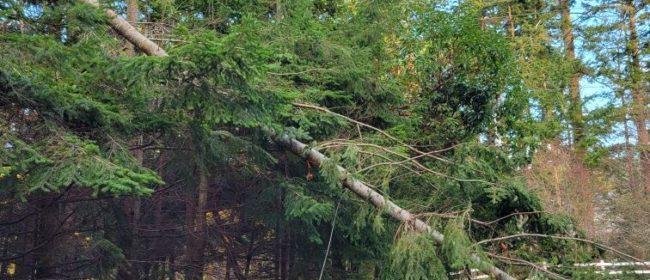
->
268 131 516 280
82 0 167 56
77 2 517 279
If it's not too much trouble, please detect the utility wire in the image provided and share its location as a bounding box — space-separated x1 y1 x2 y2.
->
318 198 342 280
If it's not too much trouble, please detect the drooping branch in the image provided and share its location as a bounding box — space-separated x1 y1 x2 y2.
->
477 233 646 263
77 2 517 279
267 130 516 280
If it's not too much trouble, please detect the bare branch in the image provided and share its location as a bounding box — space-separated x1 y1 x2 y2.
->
477 233 647 263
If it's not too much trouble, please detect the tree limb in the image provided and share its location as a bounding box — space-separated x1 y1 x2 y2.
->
79 0 167 56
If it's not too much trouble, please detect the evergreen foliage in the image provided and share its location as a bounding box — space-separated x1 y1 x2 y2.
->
1 0 644 279
387 231 447 280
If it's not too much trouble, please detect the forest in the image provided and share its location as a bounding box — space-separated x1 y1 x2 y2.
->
0 0 648 279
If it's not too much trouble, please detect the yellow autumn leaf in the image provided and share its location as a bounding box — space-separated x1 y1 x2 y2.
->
218 209 231 220
205 211 215 226
7 262 16 276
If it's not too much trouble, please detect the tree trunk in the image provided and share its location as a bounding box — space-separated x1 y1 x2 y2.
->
0 236 8 280
560 0 594 237
560 0 584 152
222 234 245 280
243 228 256 278
625 0 650 194
276 0 284 19
123 0 144 271
117 136 144 280
280 230 289 280
288 231 295 279
34 193 64 279
184 166 208 280
79 9 517 279
125 0 139 55
274 191 282 280
22 211 38 280
507 5 515 38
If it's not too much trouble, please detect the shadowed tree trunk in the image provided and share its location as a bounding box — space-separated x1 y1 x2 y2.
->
34 193 68 279
184 166 208 279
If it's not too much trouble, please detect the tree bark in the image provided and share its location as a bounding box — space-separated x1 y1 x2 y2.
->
125 0 139 55
80 8 518 279
78 0 166 56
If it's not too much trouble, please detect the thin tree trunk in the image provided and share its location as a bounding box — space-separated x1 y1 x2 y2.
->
130 150 143 271
222 234 245 280
541 80 559 151
0 237 8 280
184 166 208 280
288 231 295 278
117 137 144 279
276 0 284 19
34 193 63 279
280 230 289 280
183 183 196 278
125 0 139 55
621 93 638 190
244 228 256 278
560 0 584 151
79 9 517 279
625 0 650 194
23 210 38 280
507 5 515 38
274 191 282 280
560 0 594 236
279 184 289 280
124 1 144 273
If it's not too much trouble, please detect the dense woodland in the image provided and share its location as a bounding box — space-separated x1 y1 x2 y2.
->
0 0 648 279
